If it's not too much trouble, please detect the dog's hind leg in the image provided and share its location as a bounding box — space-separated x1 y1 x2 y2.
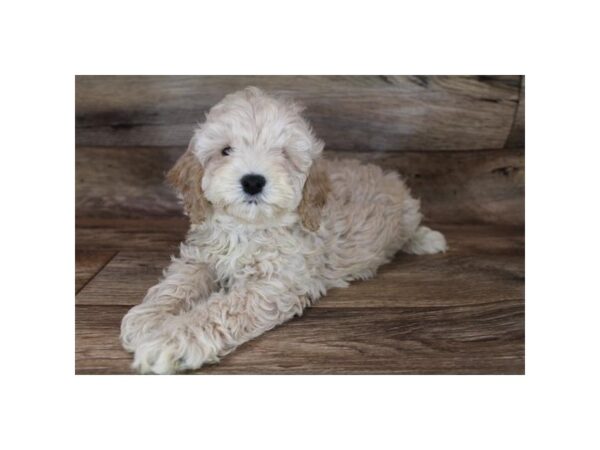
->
402 226 447 255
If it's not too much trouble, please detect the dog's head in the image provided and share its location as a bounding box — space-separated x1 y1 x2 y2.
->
167 87 329 231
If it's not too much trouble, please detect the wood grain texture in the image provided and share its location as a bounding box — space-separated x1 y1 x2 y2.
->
75 222 524 374
505 77 525 148
76 250 171 305
76 147 524 225
76 217 187 251
75 147 181 218
76 301 524 375
75 250 116 293
76 75 521 151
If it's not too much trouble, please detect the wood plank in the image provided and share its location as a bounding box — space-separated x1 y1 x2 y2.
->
505 77 525 148
75 250 116 293
76 305 134 374
76 224 524 308
75 301 524 375
76 147 524 225
323 252 523 308
76 250 171 305
76 75 521 151
76 217 187 251
75 147 181 218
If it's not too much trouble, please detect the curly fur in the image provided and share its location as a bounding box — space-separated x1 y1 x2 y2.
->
120 87 447 374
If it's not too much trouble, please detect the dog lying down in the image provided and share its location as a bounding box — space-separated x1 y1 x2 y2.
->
120 87 447 374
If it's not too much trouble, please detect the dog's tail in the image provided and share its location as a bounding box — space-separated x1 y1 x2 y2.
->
402 226 447 255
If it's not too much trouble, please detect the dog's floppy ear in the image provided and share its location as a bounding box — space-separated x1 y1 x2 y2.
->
166 139 211 224
298 159 330 232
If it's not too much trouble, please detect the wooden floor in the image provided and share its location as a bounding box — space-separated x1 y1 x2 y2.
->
75 218 524 375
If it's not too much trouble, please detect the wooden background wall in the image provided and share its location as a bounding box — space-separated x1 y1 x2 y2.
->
76 75 524 225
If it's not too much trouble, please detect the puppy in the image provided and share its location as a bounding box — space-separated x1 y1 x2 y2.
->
120 87 447 374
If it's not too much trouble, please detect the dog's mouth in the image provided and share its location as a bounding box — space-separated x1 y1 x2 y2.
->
243 197 261 205
221 192 293 224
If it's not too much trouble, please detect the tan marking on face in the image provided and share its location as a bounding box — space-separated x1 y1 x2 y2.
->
298 159 330 231
166 142 211 224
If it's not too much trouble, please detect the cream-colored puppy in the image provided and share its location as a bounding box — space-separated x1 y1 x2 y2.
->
120 87 447 374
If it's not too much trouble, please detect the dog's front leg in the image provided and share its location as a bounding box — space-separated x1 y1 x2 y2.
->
132 279 311 374
120 255 216 353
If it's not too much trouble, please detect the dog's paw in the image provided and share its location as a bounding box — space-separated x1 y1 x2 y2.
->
120 311 156 353
132 338 180 374
131 325 219 374
120 303 178 353
403 226 447 255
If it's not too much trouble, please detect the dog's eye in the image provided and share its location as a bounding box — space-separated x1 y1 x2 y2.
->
221 146 232 156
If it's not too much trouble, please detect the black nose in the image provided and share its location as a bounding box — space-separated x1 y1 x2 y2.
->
241 174 266 195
